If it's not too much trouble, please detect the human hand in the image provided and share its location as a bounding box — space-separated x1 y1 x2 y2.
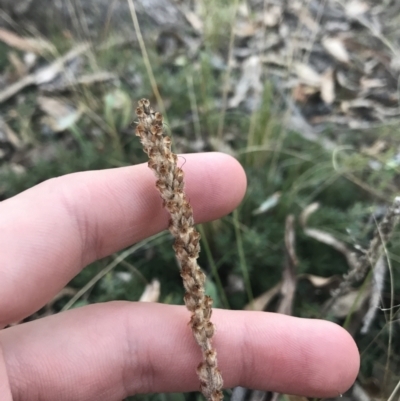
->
0 152 359 401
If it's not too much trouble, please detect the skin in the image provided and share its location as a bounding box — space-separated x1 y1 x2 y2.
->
0 152 360 401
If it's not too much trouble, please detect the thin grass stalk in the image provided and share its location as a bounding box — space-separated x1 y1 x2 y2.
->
198 224 230 309
388 379 400 401
342 269 372 330
127 0 167 121
186 73 202 142
216 0 239 140
135 99 223 401
381 239 394 392
62 232 166 311
233 209 254 307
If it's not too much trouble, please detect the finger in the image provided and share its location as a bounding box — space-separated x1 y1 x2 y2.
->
0 152 246 326
1 302 360 401
0 343 13 401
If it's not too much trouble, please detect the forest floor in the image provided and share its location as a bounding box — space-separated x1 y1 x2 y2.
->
1 1 400 401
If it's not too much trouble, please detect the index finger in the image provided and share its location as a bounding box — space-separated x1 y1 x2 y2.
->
0 152 246 326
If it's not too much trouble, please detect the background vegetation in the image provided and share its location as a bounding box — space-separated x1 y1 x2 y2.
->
0 0 400 400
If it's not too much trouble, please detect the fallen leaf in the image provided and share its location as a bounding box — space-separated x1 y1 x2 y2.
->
284 215 297 268
352 383 372 401
292 84 318 103
38 96 73 118
304 228 357 269
278 215 298 315
299 274 340 288
8 163 26 175
322 37 350 64
361 140 387 156
0 43 90 104
44 71 118 92
360 77 385 91
35 43 89 85
24 52 37 70
320 68 335 104
103 89 132 130
328 287 370 318
115 272 132 282
361 256 386 334
336 70 359 91
244 282 281 311
252 192 281 215
8 51 27 78
38 96 82 132
298 8 320 32
237 3 250 17
182 10 203 33
0 28 55 54
345 0 369 18
375 104 400 118
139 279 160 302
294 63 321 87
341 98 373 114
234 20 256 38
229 55 262 109
300 202 320 227
263 5 282 27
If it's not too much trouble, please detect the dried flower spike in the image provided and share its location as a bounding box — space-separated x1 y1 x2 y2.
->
135 99 224 401
324 196 400 314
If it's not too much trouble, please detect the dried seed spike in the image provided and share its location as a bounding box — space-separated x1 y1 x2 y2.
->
155 112 163 122
323 196 400 315
139 98 150 108
135 123 145 136
163 136 172 147
136 107 144 118
135 99 223 401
